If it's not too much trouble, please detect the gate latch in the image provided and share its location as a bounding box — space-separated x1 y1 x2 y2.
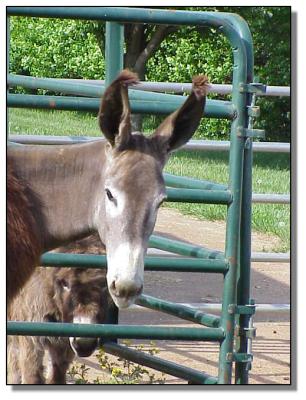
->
239 82 267 95
237 126 265 140
247 105 260 118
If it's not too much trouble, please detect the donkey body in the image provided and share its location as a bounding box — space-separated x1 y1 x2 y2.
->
7 70 208 308
7 266 111 384
7 159 44 302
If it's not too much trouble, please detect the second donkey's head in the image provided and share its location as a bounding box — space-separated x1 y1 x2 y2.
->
52 267 112 357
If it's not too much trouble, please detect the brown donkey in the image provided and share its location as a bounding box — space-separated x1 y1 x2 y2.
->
7 266 113 384
7 70 208 308
7 159 44 303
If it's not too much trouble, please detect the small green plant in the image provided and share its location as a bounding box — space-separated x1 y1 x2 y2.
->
68 341 166 385
67 364 91 384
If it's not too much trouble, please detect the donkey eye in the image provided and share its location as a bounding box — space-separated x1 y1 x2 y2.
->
62 280 70 290
105 188 114 201
57 278 70 291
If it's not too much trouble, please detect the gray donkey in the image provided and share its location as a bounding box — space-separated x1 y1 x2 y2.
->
7 70 208 309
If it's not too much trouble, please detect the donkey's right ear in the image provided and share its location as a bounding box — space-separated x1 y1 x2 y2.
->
98 70 139 149
151 75 209 152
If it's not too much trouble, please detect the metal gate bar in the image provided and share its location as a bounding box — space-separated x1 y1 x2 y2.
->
136 295 221 328
149 234 224 260
7 321 225 341
7 93 234 119
164 173 227 191
8 135 290 154
7 74 291 97
7 73 233 114
40 252 229 274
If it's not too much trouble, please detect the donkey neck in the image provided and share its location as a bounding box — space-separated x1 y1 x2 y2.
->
8 141 107 250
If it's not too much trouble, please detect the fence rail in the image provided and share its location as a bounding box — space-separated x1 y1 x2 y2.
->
63 78 290 97
8 75 291 97
8 135 290 205
8 134 290 153
148 248 290 263
130 302 290 314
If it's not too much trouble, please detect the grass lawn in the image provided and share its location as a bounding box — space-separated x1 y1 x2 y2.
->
8 108 290 252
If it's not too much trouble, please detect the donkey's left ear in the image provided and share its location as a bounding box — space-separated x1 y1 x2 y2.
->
98 69 139 149
151 75 209 152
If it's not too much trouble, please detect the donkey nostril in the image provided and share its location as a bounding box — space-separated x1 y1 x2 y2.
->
118 288 127 298
111 280 143 299
135 285 143 296
112 283 143 298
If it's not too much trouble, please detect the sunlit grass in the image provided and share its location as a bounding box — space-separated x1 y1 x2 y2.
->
8 109 101 137
164 151 290 251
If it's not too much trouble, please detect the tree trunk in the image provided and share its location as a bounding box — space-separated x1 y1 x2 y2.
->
95 23 179 131
124 24 146 131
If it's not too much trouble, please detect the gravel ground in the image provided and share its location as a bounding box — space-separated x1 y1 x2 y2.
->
59 207 291 385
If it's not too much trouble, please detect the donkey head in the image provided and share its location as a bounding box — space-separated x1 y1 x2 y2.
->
97 70 209 309
52 268 110 357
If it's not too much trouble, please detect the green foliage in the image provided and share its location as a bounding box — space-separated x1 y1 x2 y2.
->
10 17 104 80
9 6 290 142
68 364 91 384
146 26 232 139
224 6 291 142
146 6 290 142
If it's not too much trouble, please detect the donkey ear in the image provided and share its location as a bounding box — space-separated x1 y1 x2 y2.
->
151 75 209 152
98 69 139 149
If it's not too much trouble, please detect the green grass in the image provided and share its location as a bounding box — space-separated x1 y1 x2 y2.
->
164 151 290 252
8 109 290 251
8 109 101 137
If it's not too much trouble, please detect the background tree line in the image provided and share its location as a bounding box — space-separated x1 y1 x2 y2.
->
9 6 290 142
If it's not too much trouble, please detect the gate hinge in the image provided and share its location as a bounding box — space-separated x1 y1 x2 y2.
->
236 304 256 315
228 303 256 315
245 327 256 339
237 127 265 139
247 105 260 118
235 326 257 339
234 353 253 363
226 352 253 363
239 82 267 95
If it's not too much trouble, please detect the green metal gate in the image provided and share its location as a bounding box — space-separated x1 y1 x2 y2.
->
7 7 266 384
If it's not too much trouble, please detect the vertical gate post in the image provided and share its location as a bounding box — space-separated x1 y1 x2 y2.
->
104 20 124 330
7 16 10 141
105 21 124 85
233 20 255 384
217 26 249 383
